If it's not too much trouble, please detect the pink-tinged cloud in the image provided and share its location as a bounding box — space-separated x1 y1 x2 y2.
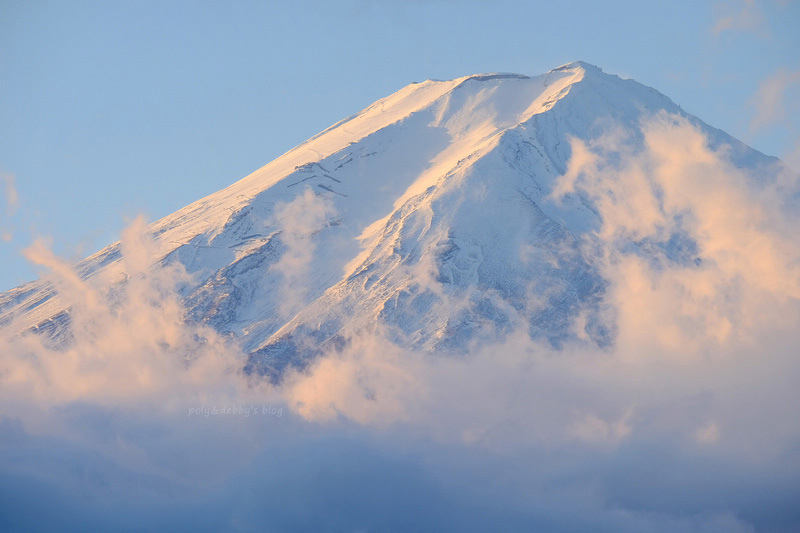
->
749 68 800 132
3 216 254 407
711 0 769 37
1 172 18 214
556 112 800 357
1 172 19 241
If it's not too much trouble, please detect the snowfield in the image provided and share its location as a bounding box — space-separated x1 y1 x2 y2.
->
0 61 779 376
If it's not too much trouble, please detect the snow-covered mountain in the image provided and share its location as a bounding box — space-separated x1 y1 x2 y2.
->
0 61 778 380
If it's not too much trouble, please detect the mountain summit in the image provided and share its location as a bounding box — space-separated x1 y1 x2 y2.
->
0 62 777 379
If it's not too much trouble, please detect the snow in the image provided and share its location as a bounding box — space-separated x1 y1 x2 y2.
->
0 61 778 376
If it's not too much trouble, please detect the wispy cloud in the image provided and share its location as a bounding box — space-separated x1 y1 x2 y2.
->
749 67 800 132
3 215 249 407
1 172 18 241
1 172 18 214
711 0 770 37
783 137 800 173
270 187 337 318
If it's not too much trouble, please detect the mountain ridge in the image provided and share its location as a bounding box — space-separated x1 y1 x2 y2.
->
0 61 781 379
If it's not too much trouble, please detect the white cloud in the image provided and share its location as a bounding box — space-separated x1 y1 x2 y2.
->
269 187 337 318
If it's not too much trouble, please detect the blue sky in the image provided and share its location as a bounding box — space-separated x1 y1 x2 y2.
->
1 0 798 291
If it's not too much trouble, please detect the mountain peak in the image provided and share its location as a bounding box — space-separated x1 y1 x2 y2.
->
460 72 531 82
0 61 776 379
551 60 602 73
446 61 601 87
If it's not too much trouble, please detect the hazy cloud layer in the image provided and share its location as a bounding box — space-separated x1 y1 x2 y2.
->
1 115 799 531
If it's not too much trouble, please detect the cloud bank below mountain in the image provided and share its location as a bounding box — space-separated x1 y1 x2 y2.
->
1 114 799 531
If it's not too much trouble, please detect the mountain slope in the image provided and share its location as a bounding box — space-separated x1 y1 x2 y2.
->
0 61 779 379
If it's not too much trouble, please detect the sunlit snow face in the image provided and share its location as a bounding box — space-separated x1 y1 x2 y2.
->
1 113 799 532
